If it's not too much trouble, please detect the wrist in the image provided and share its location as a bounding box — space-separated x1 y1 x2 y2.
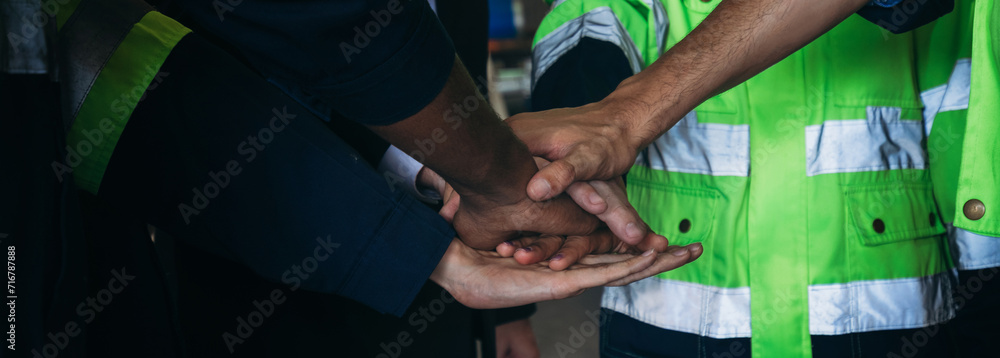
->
429 239 468 297
599 78 664 152
449 133 537 208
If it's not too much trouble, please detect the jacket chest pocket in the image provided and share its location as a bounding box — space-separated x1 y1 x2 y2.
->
844 183 945 246
628 181 721 245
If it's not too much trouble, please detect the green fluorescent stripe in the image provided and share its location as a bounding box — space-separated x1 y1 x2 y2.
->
66 11 190 194
56 0 82 30
746 54 811 358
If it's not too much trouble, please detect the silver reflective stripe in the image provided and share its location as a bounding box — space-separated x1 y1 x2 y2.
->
948 224 1000 270
809 270 955 335
602 278 752 338
603 272 955 339
805 107 927 176
922 58 972 136
57 0 151 129
531 7 643 91
637 111 750 176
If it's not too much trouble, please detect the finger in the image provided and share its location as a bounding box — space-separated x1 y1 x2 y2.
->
605 243 704 286
418 167 448 195
574 253 635 265
513 234 565 265
586 179 649 245
495 238 526 257
438 192 460 222
527 151 603 201
552 250 657 296
548 235 599 271
566 182 608 216
632 232 670 253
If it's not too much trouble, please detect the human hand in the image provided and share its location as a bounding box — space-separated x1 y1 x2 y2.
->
423 159 655 246
505 99 653 202
450 189 599 250
495 319 540 358
429 238 700 309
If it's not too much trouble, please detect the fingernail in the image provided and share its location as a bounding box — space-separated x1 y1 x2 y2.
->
520 246 533 252
671 247 689 256
626 222 641 239
502 241 514 246
551 253 564 261
588 192 603 206
642 249 655 257
529 179 552 198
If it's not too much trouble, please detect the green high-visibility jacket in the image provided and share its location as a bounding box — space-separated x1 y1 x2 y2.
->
532 1 966 357
56 0 191 194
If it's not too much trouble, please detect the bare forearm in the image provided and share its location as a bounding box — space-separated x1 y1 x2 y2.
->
370 55 536 207
612 0 870 148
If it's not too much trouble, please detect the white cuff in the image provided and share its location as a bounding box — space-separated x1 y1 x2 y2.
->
378 146 442 203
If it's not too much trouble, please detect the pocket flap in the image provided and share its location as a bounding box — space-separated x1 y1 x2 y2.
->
844 183 945 246
629 182 720 244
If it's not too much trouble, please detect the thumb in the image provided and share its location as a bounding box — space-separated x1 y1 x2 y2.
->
527 151 604 201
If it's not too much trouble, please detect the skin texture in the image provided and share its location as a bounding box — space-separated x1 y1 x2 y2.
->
506 0 872 201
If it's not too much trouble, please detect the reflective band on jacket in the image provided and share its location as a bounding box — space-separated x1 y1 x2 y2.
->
638 111 749 176
641 106 929 178
921 58 971 136
805 107 926 177
603 270 955 338
60 0 190 193
532 6 643 92
949 224 1000 270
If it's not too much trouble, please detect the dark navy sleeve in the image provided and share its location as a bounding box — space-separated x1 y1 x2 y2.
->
174 0 456 125
857 0 954 34
531 37 634 111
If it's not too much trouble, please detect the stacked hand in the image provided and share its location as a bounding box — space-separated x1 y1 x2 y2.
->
506 100 651 202
429 238 701 309
419 159 701 271
420 157 675 264
415 112 702 309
